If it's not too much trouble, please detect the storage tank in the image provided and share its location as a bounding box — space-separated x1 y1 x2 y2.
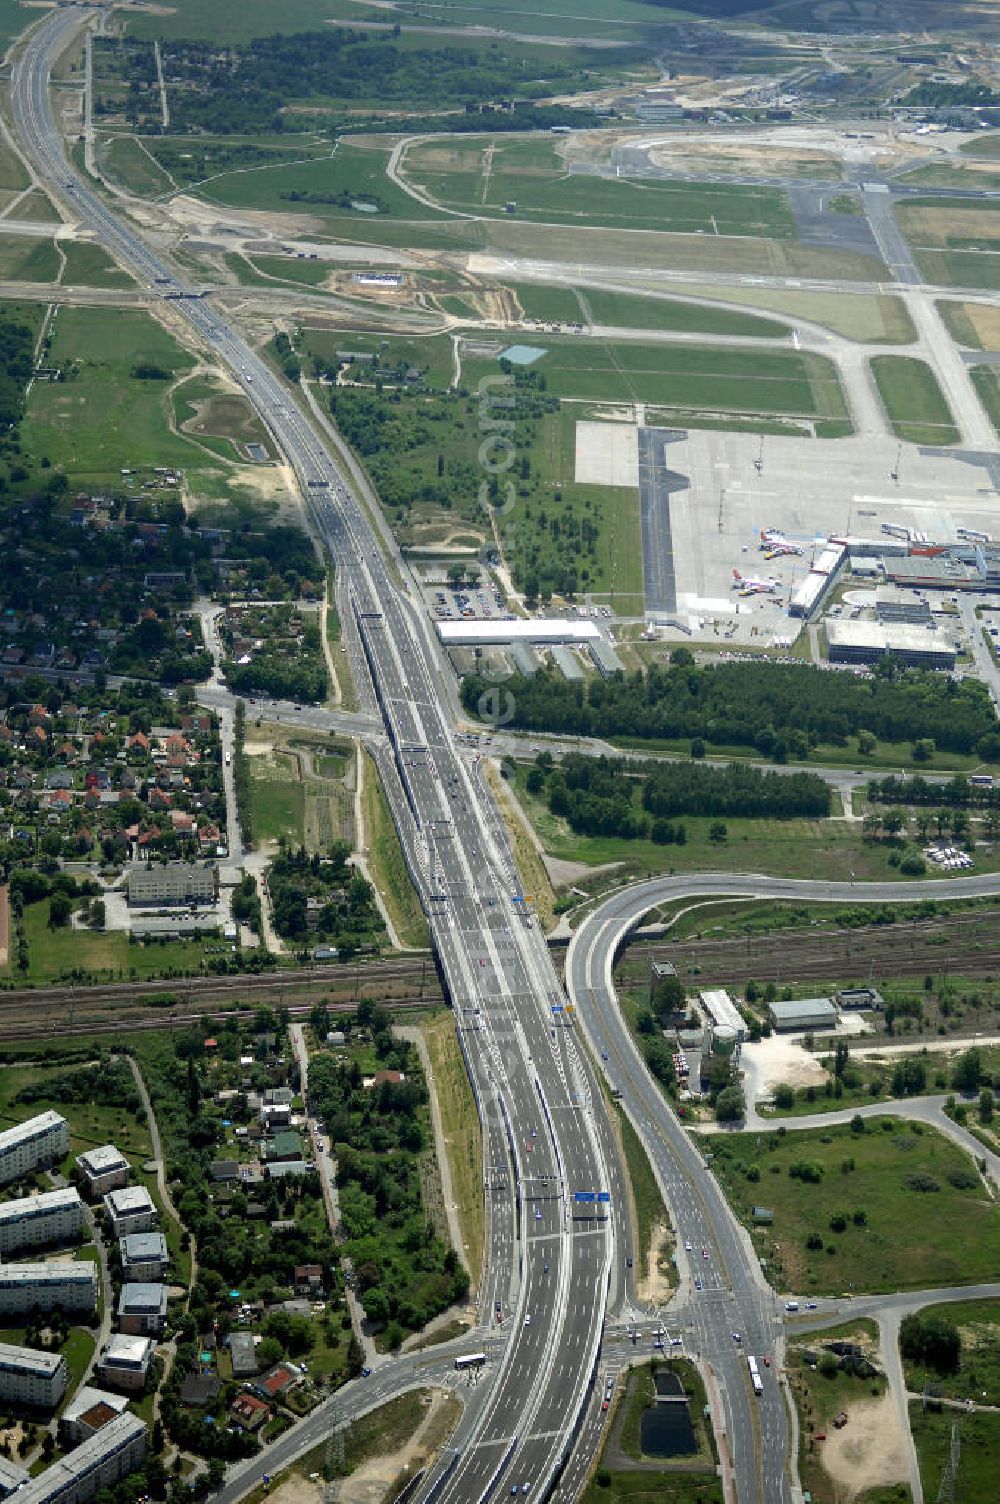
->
712 1026 739 1057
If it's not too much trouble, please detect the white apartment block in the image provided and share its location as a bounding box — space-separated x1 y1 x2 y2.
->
119 1232 168 1283
103 1186 156 1238
0 1263 97 1316
0 1187 84 1256
75 1145 130 1198
0 1342 67 1409
0 1111 68 1187
11 1412 146 1504
95 1335 155 1393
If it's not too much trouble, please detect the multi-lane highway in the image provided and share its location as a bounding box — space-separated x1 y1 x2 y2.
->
10 10 630 1504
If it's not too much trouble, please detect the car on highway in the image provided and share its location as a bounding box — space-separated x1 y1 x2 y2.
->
524 1314 532 1326
684 1240 692 1251
702 1248 709 1259
694 1278 701 1291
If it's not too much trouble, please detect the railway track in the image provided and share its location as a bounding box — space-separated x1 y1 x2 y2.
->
639 908 1000 990
0 958 444 1042
0 993 437 1044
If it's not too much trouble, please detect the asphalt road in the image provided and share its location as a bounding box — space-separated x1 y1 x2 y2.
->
10 11 630 1503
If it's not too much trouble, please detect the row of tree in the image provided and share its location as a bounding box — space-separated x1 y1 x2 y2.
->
462 658 998 757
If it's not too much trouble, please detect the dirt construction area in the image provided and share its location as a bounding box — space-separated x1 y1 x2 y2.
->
819 1387 909 1500
741 1035 829 1098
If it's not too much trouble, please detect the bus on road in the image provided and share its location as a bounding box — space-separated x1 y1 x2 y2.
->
455 1353 487 1371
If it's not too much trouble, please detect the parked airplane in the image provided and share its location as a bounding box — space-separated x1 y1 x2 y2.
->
759 529 804 557
732 569 779 595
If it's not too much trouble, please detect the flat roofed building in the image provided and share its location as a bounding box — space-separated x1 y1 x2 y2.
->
126 862 218 907
0 1111 68 1187
117 1283 167 1337
0 1342 67 1409
12 1411 146 1504
768 997 838 1032
95 1335 156 1393
0 1188 84 1256
698 990 746 1042
104 1186 156 1238
228 1331 259 1379
59 1386 129 1445
825 619 956 669
437 618 600 647
0 1263 97 1316
75 1145 130 1198
119 1232 168 1283
0 1456 29 1498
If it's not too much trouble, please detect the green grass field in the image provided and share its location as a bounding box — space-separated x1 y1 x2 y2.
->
911 1403 1000 1504
0 235 60 282
404 138 796 237
302 326 456 389
971 365 1000 437
0 898 234 986
463 339 848 425
511 766 954 885
189 140 444 222
362 752 430 949
248 751 306 844
60 240 134 287
616 1105 671 1288
870 356 960 446
22 306 239 493
708 1119 1000 1294
579 287 789 338
901 1299 1000 1404
898 199 1000 291
100 135 176 197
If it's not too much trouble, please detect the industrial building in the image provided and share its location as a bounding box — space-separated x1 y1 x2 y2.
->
825 620 956 670
119 1232 168 1283
59 1386 130 1445
698 990 747 1043
117 1283 167 1337
104 1186 156 1238
510 642 540 677
76 1145 130 1198
126 862 218 907
0 1111 68 1187
95 1335 156 1393
0 1187 84 1256
789 543 846 618
11 1411 146 1504
768 997 838 1032
437 618 601 647
0 1263 97 1317
0 1342 67 1409
589 639 625 677
836 986 884 1011
550 644 585 681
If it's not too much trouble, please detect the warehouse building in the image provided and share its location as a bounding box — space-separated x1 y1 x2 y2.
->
0 1188 84 1256
104 1186 156 1238
589 639 625 678
550 645 585 681
0 1264 97 1317
119 1232 168 1283
0 1342 67 1409
126 862 218 907
117 1283 167 1337
59 1386 130 1445
12 1411 146 1504
768 997 838 1032
825 620 956 670
698 989 747 1043
76 1145 131 1198
95 1335 156 1393
0 1111 68 1187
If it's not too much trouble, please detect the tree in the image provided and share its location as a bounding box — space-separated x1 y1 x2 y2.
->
980 1088 994 1124
953 1048 983 1094
882 807 906 838
913 738 936 763
858 730 877 756
715 1085 745 1123
773 1084 795 1111
899 1311 960 1373
48 892 72 927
